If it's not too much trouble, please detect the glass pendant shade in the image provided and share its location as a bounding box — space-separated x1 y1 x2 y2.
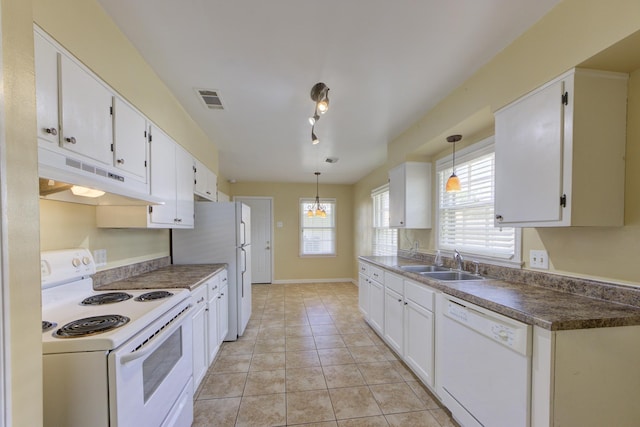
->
446 173 461 192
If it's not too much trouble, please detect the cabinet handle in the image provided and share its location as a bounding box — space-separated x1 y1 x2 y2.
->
44 127 58 136
197 296 204 304
404 302 408 305
117 158 125 164
495 215 503 223
397 298 402 303
206 191 211 195
65 136 77 144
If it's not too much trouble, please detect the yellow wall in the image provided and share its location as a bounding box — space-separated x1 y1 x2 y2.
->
229 182 354 281
354 0 640 285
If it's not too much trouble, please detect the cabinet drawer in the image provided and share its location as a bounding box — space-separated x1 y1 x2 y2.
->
191 284 207 310
385 272 404 294
369 265 384 282
404 280 434 311
359 262 369 276
208 275 221 298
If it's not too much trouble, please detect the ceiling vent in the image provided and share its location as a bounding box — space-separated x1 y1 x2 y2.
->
195 88 224 110
325 157 339 164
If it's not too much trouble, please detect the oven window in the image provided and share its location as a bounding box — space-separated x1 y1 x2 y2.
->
143 328 182 402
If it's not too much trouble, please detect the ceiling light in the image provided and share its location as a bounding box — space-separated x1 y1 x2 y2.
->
70 185 105 198
312 126 319 145
306 172 327 218
445 135 462 193
310 82 330 114
309 111 320 126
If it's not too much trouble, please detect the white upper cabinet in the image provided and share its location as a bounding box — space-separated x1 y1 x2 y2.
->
34 31 60 145
59 54 113 166
194 158 217 201
389 162 432 228
113 98 148 181
494 68 628 227
175 144 195 227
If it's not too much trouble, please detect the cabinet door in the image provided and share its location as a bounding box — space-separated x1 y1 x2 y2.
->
384 288 404 355
149 127 178 225
358 273 370 319
113 97 148 180
175 145 195 227
59 55 113 165
404 300 434 387
369 279 384 334
192 302 208 390
34 31 60 145
218 283 229 343
495 79 564 225
207 297 219 364
388 164 406 227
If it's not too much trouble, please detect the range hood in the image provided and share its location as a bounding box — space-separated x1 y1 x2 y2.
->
39 147 164 206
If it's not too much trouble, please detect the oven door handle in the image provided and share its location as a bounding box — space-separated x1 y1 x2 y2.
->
119 306 190 365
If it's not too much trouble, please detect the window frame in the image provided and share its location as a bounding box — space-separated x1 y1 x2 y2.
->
299 197 337 257
371 184 397 256
435 136 522 267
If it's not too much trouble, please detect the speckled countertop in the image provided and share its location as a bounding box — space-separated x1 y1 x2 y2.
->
360 256 640 331
95 264 226 291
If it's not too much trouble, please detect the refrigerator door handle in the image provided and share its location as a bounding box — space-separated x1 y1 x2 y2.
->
240 247 247 297
240 220 246 246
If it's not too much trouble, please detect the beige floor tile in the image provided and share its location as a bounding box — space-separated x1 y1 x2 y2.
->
329 386 382 420
287 390 336 425
286 325 313 336
198 372 247 399
385 410 441 427
348 346 388 363
286 350 321 368
322 364 366 389
343 333 376 348
236 393 286 427
369 382 428 414
318 348 356 366
286 335 317 351
257 327 286 338
358 362 405 385
314 334 346 349
430 408 460 427
249 352 286 371
259 319 286 329
220 340 256 356
388 360 418 381
289 422 338 427
405 380 442 410
286 366 327 391
311 324 341 336
337 416 389 427
193 397 241 427
211 353 252 373
243 369 286 396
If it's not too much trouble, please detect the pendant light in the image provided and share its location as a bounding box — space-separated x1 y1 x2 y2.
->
445 134 462 192
306 172 327 217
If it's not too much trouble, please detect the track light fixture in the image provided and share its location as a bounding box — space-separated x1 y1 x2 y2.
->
308 82 330 144
445 134 462 192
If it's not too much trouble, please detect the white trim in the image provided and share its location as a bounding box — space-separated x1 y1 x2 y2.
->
233 196 275 284
370 183 389 197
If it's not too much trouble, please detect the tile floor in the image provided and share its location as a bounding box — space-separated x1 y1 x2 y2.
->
193 282 459 427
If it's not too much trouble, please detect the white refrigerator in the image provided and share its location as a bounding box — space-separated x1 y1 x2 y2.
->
172 201 252 340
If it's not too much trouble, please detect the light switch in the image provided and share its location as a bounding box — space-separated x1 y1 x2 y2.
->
277 221 283 228
529 249 549 269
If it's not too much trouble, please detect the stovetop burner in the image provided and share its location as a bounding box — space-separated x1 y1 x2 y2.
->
54 315 130 338
42 321 57 333
134 290 174 302
81 292 133 305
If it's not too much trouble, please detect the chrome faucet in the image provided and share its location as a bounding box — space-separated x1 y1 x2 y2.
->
454 250 464 271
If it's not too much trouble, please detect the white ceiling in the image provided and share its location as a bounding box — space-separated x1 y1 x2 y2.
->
96 0 560 184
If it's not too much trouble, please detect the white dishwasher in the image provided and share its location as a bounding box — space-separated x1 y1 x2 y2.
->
439 295 532 427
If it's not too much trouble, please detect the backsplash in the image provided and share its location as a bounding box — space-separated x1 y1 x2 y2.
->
93 256 171 287
397 250 640 308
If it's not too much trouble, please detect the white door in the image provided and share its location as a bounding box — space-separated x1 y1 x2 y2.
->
235 197 273 284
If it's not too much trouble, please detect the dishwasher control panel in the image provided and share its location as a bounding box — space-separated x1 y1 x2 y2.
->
444 296 531 356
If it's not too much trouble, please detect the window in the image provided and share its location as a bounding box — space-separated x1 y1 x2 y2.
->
371 185 397 256
436 137 520 264
300 199 336 256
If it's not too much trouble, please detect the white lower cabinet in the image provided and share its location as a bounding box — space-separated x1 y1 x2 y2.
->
384 287 404 356
218 276 229 342
191 285 208 391
403 280 435 388
206 275 221 363
368 279 384 334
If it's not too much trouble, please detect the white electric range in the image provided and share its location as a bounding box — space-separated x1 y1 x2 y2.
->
41 249 194 427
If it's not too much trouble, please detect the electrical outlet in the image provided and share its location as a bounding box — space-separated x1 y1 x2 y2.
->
529 249 549 269
93 249 107 267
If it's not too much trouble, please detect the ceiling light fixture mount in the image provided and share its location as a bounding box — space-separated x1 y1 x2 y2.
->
308 82 330 144
445 134 462 193
307 172 327 217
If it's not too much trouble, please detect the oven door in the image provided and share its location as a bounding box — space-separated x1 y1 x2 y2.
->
108 302 193 427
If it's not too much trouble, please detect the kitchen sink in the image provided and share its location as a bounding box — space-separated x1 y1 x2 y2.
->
398 265 450 273
420 271 485 281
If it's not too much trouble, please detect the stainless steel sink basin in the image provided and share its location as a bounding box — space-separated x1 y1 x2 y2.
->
420 271 485 281
398 265 450 273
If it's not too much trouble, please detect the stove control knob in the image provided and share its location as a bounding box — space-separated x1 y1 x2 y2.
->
82 256 91 265
72 258 81 267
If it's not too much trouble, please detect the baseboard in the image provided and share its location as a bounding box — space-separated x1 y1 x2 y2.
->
270 278 357 285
